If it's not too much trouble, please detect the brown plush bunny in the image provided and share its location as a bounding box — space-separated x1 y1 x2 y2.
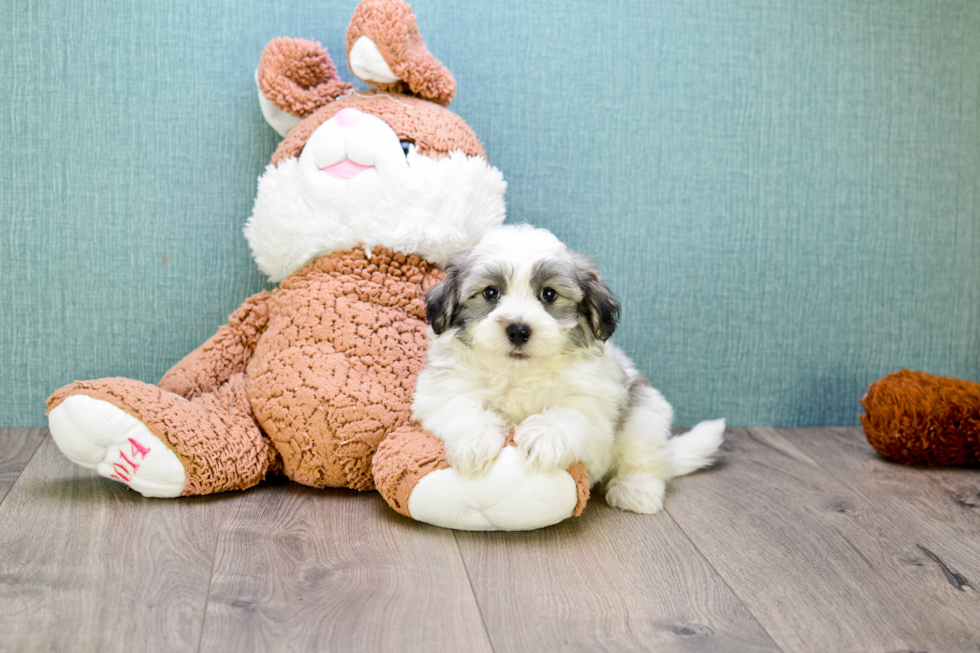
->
861 369 980 466
47 0 589 531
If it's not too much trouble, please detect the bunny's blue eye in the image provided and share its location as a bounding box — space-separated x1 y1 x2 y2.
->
400 140 414 156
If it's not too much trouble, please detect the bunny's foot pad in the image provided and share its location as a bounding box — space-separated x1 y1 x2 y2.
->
374 426 589 531
48 394 186 497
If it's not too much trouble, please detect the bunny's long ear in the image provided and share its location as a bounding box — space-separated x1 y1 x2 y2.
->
256 38 353 137
346 0 456 106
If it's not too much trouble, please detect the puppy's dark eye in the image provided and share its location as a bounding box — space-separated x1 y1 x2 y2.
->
399 140 414 156
483 286 499 301
540 287 558 303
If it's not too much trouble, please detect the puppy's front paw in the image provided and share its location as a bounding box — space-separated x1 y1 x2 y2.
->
444 428 505 477
515 414 581 472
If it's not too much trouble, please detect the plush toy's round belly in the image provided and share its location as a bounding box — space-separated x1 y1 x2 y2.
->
246 248 440 490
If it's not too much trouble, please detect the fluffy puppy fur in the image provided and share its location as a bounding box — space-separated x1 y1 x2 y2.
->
412 225 725 514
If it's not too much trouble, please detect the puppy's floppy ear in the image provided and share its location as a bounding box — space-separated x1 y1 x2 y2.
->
576 261 620 341
257 38 353 137
426 264 462 334
346 0 456 106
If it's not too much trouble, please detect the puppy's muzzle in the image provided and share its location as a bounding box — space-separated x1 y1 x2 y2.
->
505 323 531 345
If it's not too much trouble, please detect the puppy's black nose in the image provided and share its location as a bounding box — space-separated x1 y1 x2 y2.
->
506 323 531 345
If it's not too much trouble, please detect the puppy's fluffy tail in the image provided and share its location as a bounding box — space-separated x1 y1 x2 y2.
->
669 418 725 477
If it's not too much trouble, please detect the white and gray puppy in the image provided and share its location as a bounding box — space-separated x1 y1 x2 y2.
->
412 225 724 514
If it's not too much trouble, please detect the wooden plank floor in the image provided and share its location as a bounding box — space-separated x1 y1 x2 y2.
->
0 427 977 653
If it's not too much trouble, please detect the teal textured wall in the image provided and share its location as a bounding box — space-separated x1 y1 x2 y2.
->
1 0 978 427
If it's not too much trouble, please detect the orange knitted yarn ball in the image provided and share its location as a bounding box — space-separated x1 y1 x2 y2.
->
860 369 980 466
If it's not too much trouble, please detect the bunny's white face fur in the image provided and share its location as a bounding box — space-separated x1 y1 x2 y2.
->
245 106 506 282
250 0 507 281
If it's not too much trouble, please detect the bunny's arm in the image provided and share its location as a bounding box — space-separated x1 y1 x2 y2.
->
158 291 273 399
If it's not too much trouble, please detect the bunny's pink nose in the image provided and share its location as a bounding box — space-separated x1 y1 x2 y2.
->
336 108 363 127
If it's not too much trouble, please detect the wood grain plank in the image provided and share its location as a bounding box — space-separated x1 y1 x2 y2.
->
0 428 45 506
198 483 493 653
0 437 221 652
782 428 980 602
667 428 980 653
454 499 779 653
